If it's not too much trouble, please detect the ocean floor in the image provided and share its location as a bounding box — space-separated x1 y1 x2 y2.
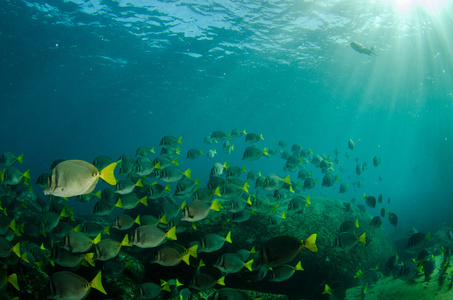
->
345 254 453 299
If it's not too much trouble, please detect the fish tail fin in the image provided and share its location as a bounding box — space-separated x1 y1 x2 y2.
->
134 215 141 226
178 136 182 145
93 233 102 245
244 259 254 271
59 207 67 218
304 233 318 252
90 272 107 295
161 282 171 292
172 157 179 165
188 244 198 258
0 168 4 182
322 284 333 295
272 205 278 214
184 169 192 179
8 273 20 291
12 242 21 258
295 261 303 271
283 175 291 184
164 183 171 191
159 214 167 225
210 199 220 212
263 147 268 156
140 196 148 206
427 232 431 241
355 219 359 228
17 154 24 164
166 226 177 240
242 182 249 194
181 253 191 265
305 195 311 207
214 186 222 197
135 178 143 187
21 252 29 263
100 162 117 185
217 276 226 286
180 201 186 210
194 178 201 185
84 253 95 267
154 161 161 169
354 270 363 278
115 199 123 208
121 234 130 247
225 231 232 243
358 232 366 244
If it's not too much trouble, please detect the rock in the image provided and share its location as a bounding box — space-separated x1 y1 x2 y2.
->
177 196 395 299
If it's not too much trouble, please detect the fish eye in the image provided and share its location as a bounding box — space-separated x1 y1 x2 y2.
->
189 215 194 218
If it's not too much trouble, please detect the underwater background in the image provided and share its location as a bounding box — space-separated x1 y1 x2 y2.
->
1 0 453 299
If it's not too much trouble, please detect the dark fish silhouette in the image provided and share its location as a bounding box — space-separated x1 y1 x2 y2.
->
351 41 377 56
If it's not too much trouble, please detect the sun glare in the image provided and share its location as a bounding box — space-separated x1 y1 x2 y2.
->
390 0 447 13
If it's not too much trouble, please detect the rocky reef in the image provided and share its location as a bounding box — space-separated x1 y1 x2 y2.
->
1 181 398 300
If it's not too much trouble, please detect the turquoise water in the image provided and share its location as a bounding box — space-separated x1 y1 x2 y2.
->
1 0 452 298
